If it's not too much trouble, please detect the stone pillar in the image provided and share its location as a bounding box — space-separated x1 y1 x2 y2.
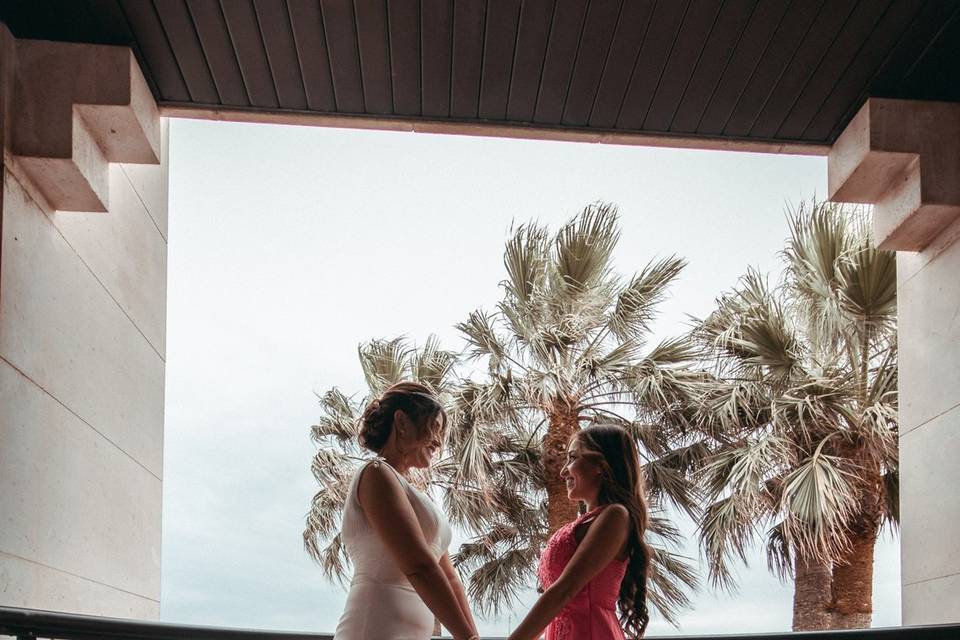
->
829 97 960 625
0 24 167 619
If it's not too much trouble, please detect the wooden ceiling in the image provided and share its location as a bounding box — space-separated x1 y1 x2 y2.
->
3 0 959 149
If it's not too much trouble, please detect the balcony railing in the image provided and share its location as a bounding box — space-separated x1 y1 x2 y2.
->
3 606 960 640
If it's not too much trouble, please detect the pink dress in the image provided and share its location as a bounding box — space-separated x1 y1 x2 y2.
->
537 506 628 640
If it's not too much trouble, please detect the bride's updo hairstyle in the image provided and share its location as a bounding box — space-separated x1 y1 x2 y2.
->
359 382 447 453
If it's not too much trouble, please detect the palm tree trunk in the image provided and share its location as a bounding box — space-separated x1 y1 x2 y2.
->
792 551 833 630
543 405 580 535
830 518 878 629
828 381 882 634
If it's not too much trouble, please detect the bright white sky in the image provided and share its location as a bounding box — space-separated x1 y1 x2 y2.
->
160 118 900 637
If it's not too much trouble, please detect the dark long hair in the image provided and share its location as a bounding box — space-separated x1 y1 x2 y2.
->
576 424 652 638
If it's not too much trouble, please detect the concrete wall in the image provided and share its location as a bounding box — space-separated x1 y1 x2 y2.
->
898 219 960 625
0 25 167 619
829 98 960 626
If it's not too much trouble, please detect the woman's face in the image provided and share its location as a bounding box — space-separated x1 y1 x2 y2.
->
397 412 444 469
561 438 603 503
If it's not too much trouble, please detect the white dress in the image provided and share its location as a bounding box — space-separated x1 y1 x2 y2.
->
333 459 453 640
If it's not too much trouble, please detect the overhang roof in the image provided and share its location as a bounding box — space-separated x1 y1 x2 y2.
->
2 0 959 152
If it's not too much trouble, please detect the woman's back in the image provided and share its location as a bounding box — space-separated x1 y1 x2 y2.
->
538 506 628 640
334 459 452 640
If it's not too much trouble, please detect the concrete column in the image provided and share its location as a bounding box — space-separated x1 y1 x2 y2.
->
829 97 960 625
0 24 167 619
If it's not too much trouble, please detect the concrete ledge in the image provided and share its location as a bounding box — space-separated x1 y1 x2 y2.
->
160 103 831 156
8 38 159 212
828 98 960 251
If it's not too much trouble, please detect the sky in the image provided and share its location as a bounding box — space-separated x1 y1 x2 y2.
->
160 117 901 637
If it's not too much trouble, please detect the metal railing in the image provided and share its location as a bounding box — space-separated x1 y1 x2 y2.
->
3 606 960 640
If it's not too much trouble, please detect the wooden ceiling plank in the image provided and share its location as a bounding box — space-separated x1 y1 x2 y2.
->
153 0 220 104
533 0 588 124
388 0 421 115
587 0 655 129
561 0 621 127
896 3 960 100
421 0 453 117
253 0 308 109
694 0 790 135
777 0 893 139
450 0 486 119
287 0 337 112
722 0 826 137
320 0 365 113
642 0 722 132
220 0 280 108
816 0 954 141
353 0 392 114
505 0 554 122
748 0 859 138
668 0 756 133
867 0 951 99
118 0 192 101
478 0 522 120
187 0 250 106
616 0 691 130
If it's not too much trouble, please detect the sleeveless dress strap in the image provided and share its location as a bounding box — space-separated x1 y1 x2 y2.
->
369 456 408 483
358 458 414 498
578 504 609 526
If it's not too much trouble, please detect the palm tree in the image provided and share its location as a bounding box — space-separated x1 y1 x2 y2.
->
692 200 898 630
447 202 701 624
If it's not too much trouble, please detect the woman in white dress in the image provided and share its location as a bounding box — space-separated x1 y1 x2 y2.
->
333 382 479 640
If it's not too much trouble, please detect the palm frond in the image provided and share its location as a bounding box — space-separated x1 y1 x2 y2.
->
412 334 458 392
310 532 351 586
608 256 686 341
836 234 897 324
765 521 793 582
779 443 858 560
443 482 497 533
311 387 360 445
458 310 511 367
551 202 620 296
454 528 541 616
503 221 550 306
881 469 899 529
698 495 757 591
644 457 700 520
358 337 411 394
647 546 699 625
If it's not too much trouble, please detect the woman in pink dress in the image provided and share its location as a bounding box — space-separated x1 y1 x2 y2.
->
509 424 652 640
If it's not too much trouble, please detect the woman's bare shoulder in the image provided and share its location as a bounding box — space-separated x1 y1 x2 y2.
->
356 459 403 505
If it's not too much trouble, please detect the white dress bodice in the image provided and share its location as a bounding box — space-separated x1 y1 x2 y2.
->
333 459 452 640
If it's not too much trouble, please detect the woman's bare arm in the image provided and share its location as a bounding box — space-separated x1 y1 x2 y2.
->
507 505 630 640
358 463 479 640
440 553 477 632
